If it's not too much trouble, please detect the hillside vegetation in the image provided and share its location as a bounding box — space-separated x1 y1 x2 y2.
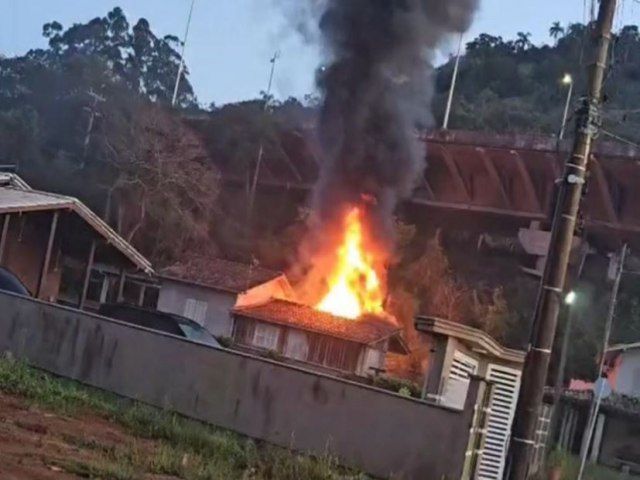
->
2 9 640 381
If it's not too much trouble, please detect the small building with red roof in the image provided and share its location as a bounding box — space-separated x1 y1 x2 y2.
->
232 299 409 376
156 256 295 338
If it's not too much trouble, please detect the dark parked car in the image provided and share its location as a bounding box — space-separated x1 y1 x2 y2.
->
97 303 220 347
0 267 31 296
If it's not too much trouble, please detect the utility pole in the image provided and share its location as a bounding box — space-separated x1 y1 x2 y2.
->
442 33 463 130
507 2 617 479
171 0 196 107
246 51 280 230
577 243 627 480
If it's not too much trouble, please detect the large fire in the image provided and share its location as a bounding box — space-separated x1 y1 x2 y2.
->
316 207 385 319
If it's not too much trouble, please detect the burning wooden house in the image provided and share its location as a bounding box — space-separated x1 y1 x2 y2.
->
232 299 409 376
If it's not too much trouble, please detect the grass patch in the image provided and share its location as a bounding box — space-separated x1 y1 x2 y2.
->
0 358 366 480
50 457 136 480
539 449 628 480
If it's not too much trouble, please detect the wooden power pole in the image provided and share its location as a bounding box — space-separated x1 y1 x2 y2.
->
507 1 618 479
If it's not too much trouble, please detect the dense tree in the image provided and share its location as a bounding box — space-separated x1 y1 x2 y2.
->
434 22 640 141
0 8 215 265
549 22 565 43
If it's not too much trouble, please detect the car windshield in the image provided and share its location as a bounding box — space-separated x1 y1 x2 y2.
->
176 321 219 347
0 268 30 296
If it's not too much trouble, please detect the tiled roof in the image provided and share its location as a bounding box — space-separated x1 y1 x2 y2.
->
233 299 405 348
545 387 640 419
160 256 282 293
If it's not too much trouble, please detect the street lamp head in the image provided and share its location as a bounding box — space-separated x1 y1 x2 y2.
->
562 73 573 85
565 290 577 305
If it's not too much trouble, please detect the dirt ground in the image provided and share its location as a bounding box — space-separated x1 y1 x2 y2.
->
0 392 176 480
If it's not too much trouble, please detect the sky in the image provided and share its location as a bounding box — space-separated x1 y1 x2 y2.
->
2 0 640 106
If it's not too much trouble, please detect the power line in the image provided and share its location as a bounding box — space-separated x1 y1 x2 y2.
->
600 128 640 148
171 0 196 108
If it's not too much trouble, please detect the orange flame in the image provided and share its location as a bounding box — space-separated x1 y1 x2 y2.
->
316 207 385 319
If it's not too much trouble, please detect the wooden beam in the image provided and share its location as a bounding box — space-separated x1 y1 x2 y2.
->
0 214 10 265
138 284 146 307
510 150 543 213
436 144 472 202
590 155 619 225
79 240 97 310
477 147 512 207
36 211 59 300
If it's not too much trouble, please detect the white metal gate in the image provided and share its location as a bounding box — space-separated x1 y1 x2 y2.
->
441 350 479 410
476 364 522 480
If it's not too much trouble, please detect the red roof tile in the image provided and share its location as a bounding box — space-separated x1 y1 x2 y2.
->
233 299 404 347
160 256 281 293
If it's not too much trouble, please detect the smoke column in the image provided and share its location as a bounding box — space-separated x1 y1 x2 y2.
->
292 0 479 300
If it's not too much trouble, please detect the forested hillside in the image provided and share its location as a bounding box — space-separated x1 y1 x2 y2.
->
434 22 640 141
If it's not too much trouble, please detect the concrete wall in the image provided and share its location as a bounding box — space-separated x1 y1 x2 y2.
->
616 350 640 397
598 415 640 473
157 280 235 337
0 292 476 479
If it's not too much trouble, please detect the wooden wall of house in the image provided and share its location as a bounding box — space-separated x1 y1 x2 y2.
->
1 213 61 301
234 316 363 373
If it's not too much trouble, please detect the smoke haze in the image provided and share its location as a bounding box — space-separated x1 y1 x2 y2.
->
288 0 479 302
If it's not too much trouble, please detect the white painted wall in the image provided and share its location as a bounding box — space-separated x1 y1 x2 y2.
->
157 280 236 337
616 349 640 397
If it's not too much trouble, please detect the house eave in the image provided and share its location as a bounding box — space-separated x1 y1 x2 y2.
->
415 315 525 364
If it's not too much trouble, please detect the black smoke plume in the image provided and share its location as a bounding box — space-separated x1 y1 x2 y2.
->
290 0 479 301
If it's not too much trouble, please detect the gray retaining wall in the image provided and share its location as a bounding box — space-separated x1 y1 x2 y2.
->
0 292 475 479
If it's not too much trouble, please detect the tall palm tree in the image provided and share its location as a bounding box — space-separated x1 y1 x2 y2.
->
515 32 532 51
549 22 565 43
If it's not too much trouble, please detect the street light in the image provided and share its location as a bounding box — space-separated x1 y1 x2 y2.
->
559 74 574 140
565 290 576 305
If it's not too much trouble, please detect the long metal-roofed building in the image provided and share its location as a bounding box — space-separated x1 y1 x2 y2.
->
0 173 154 309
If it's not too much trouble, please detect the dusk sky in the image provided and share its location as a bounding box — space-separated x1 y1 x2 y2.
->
3 1 639 106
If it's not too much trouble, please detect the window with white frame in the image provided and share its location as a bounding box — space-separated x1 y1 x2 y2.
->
183 298 208 325
253 323 281 351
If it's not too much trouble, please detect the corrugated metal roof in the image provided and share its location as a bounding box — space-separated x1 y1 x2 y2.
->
0 188 72 213
0 173 31 190
0 185 154 275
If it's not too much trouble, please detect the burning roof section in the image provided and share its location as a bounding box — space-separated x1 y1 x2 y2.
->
233 299 408 353
160 256 283 294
